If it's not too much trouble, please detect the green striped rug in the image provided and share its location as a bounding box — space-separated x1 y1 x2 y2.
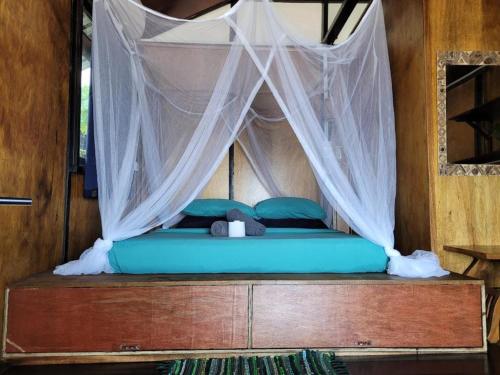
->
157 350 349 375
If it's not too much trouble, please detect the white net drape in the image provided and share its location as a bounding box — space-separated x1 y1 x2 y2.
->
55 0 448 277
237 110 334 227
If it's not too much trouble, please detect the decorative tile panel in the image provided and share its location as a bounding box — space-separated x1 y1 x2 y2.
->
437 51 500 176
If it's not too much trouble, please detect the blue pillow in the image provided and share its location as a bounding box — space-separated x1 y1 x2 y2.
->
255 197 326 220
182 199 256 218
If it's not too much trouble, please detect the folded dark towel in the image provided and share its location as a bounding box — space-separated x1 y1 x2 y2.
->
227 208 266 236
210 221 228 237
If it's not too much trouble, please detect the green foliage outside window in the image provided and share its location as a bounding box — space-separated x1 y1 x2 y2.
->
80 77 90 161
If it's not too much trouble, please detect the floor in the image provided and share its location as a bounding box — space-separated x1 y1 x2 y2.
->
1 346 499 375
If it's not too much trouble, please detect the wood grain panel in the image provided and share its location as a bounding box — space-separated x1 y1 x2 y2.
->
382 0 431 254
9 271 481 289
424 0 500 273
200 153 230 199
383 0 500 269
0 0 70 350
3 274 485 362
233 143 270 206
252 284 483 348
67 174 101 260
6 285 248 353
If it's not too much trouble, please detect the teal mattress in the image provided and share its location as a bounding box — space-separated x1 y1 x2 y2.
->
108 228 388 274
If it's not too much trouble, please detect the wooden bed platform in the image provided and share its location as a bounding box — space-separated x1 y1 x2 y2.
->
2 272 487 364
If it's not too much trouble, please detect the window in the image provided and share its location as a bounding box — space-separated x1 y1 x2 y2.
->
69 0 92 172
79 10 92 164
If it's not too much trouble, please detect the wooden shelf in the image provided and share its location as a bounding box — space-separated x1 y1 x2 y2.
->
448 97 500 123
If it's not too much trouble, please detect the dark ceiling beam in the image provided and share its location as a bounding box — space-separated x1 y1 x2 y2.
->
142 0 228 19
188 0 231 19
140 0 230 39
322 0 329 39
322 0 358 44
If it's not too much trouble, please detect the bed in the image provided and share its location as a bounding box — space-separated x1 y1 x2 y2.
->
108 228 388 274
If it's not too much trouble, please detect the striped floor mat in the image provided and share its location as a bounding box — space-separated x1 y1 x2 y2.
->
157 350 349 375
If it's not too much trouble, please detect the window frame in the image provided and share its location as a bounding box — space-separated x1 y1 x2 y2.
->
69 0 93 173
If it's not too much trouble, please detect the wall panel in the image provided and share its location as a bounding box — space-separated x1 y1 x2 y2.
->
382 0 431 253
0 0 71 344
67 174 101 261
234 143 271 206
425 0 500 272
200 154 230 199
383 0 499 265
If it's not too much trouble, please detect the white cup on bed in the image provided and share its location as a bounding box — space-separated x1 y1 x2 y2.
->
228 220 245 237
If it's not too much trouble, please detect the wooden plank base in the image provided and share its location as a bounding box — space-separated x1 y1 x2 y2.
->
252 284 483 348
444 246 500 344
487 290 500 344
2 272 486 364
6 286 248 353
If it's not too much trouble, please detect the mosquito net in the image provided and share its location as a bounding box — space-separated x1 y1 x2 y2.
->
54 0 448 278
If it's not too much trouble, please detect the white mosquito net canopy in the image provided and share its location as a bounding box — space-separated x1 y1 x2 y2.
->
55 0 448 278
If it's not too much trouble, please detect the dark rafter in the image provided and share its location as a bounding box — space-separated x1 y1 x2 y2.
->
189 0 231 19
322 0 329 39
322 0 358 45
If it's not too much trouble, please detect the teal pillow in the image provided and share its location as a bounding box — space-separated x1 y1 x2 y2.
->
182 199 256 217
255 197 326 220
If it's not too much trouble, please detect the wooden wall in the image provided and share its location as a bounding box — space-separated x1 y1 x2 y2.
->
384 0 500 269
234 130 320 207
200 155 230 199
382 0 431 254
425 0 500 273
67 174 101 261
0 0 71 341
